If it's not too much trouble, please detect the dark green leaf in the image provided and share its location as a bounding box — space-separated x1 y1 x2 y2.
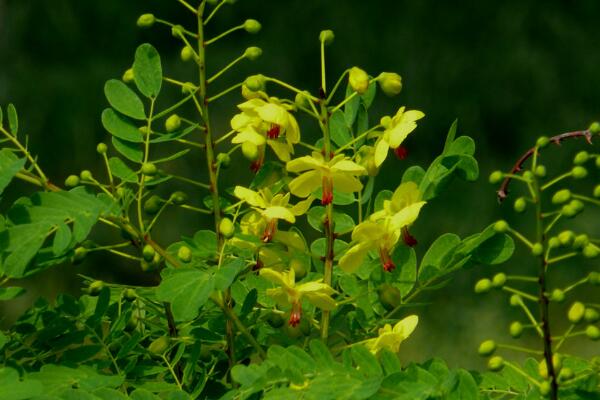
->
104 79 146 120
330 110 353 147
0 149 26 195
102 108 144 143
344 84 360 126
156 269 214 321
0 286 25 300
7 104 18 135
112 137 143 163
108 157 138 183
133 44 163 98
472 233 514 265
52 223 72 256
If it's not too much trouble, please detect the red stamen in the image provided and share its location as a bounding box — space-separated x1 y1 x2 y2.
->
250 160 262 173
252 258 263 272
267 124 281 139
394 146 408 160
379 247 396 272
402 227 418 247
289 302 302 327
322 176 333 205
261 219 277 243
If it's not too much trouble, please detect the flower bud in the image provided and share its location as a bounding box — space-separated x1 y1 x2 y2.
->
243 19 262 34
561 204 576 218
493 220 509 233
492 273 507 288
165 114 181 132
148 336 170 355
584 308 599 323
573 234 589 249
589 121 600 133
123 288 137 301
574 151 589 165
558 230 575 246
548 237 560 249
568 302 585 323
488 170 503 184
241 141 259 161
488 356 504 372
136 14 155 28
478 340 496 357
88 280 104 296
65 175 80 188
509 294 522 307
531 243 543 256
551 189 571 204
170 191 188 205
177 246 193 263
294 91 311 108
534 165 546 177
319 30 335 45
378 72 403 96
96 142 108 155
181 82 196 95
80 170 93 181
290 258 308 280
171 24 185 38
244 74 266 92
523 171 534 180
513 197 527 213
536 136 549 148
558 367 574 382
572 166 588 179
180 46 194 62
216 153 231 168
142 244 155 262
122 68 134 83
141 163 157 176
144 195 162 214
509 321 523 338
583 244 600 259
586 325 600 340
594 185 600 198
569 199 584 214
349 67 369 95
589 272 600 285
244 46 262 61
474 278 492 294
219 218 235 239
540 381 551 396
551 289 565 303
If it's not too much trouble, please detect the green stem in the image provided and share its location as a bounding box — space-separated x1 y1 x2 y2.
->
0 126 48 186
176 0 197 14
205 24 244 45
137 99 155 232
207 54 245 84
208 83 243 103
336 125 381 153
326 69 349 103
203 0 227 25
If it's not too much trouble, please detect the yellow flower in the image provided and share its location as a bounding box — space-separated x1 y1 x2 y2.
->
374 107 425 167
234 186 313 242
231 96 300 167
364 315 418 355
260 267 337 327
286 151 366 205
339 182 426 273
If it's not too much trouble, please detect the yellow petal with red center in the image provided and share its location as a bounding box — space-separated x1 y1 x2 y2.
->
288 170 321 198
286 155 323 173
374 136 390 167
262 206 296 223
390 201 426 229
290 196 314 216
256 103 289 127
332 173 363 194
232 127 266 146
267 139 292 162
234 186 266 208
339 241 373 273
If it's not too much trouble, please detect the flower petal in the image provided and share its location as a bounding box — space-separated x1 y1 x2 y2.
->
390 201 427 229
290 196 314 216
260 268 290 288
232 127 266 146
286 155 323 173
234 186 266 208
338 242 372 273
332 173 363 194
288 170 322 198
374 137 390 167
256 103 289 126
262 206 296 223
392 315 419 339
267 139 292 162
304 292 337 311
331 159 366 174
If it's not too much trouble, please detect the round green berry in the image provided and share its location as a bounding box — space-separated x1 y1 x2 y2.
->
588 272 600 285
88 280 104 296
550 289 565 303
244 46 262 61
319 29 335 45
558 230 575 246
583 244 600 259
122 68 134 83
493 220 509 233
96 143 107 154
136 13 155 28
488 171 504 184
513 197 527 213
148 336 170 355
492 273 507 288
509 321 523 338
488 356 504 372
551 189 571 204
573 234 589 249
244 74 266 92
123 288 137 301
561 204 576 218
65 175 80 188
80 170 93 181
572 166 588 179
478 340 496 357
586 325 600 341
170 191 188 205
142 244 155 262
243 19 262 34
165 114 181 132
536 136 549 148
474 279 492 294
548 237 560 248
531 243 544 256
143 195 162 214
569 199 584 214
594 185 600 198
141 163 157 176
534 165 547 177
180 46 194 62
574 151 589 165
589 121 600 133
522 171 534 180
216 153 231 168
177 246 193 263
568 302 585 323
585 308 599 323
219 218 235 239
171 24 184 37
509 294 522 307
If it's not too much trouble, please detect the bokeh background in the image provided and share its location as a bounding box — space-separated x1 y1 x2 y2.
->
1 0 599 369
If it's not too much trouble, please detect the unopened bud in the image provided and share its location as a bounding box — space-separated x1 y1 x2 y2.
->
349 67 369 95
319 30 335 45
244 46 262 61
122 68 134 83
378 72 403 96
243 19 261 34
244 74 266 92
136 14 155 28
165 114 181 132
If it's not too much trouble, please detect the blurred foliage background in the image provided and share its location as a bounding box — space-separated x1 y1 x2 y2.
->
1 0 599 369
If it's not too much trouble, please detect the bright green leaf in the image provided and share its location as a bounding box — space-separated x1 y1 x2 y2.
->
102 109 144 143
0 149 26 195
133 44 163 98
104 79 146 120
156 268 214 321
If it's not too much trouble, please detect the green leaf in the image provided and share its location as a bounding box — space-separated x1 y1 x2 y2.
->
419 233 461 276
213 258 244 290
102 108 143 143
108 157 138 183
361 79 377 109
104 79 146 120
52 223 72 256
7 104 18 135
0 149 26 195
472 233 514 265
156 268 214 321
351 345 382 378
0 222 52 277
0 286 25 300
133 43 163 98
361 176 375 205
153 149 190 164
344 84 360 127
442 119 458 155
448 370 478 400
112 137 143 163
0 368 43 400
93 388 129 400
391 246 417 297
374 190 393 211
29 365 123 393
330 110 353 147
307 206 355 235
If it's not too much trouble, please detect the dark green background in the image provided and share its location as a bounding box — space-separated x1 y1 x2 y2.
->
1 0 599 367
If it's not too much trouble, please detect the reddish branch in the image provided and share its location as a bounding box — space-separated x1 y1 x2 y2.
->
497 129 595 202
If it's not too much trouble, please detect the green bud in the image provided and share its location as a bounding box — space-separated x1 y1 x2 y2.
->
539 381 551 396
509 321 523 338
378 284 401 311
177 246 192 263
488 356 504 372
136 13 155 28
377 72 403 96
216 153 231 168
165 114 181 132
561 204 576 218
551 289 565 303
219 218 235 239
139 126 150 136
513 197 527 213
574 151 589 165
170 191 188 205
589 121 600 133
349 67 369 94
493 220 509 233
478 340 496 357
536 136 550 148
548 237 560 249
244 74 266 92
243 19 262 34
96 142 107 155
241 141 259 161
474 278 492 294
583 244 600 259
594 185 600 198
558 230 575 246
319 29 335 45
558 367 574 382
80 170 93 181
522 171 534 180
509 294 522 307
150 252 162 268
65 175 80 188
380 115 392 128
123 288 137 301
143 195 162 214
589 272 600 285
586 325 600 341
122 68 134 83
266 311 284 328
488 170 503 184
148 336 170 355
569 199 584 214
573 234 589 249
181 82 196 94
171 24 184 37
244 46 262 61
568 301 585 323
88 280 104 296
572 165 588 179
142 244 155 262
141 163 157 176
552 189 571 204
294 91 311 108
180 46 194 62
531 243 543 256
584 308 599 323
534 165 547 177
492 273 507 288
